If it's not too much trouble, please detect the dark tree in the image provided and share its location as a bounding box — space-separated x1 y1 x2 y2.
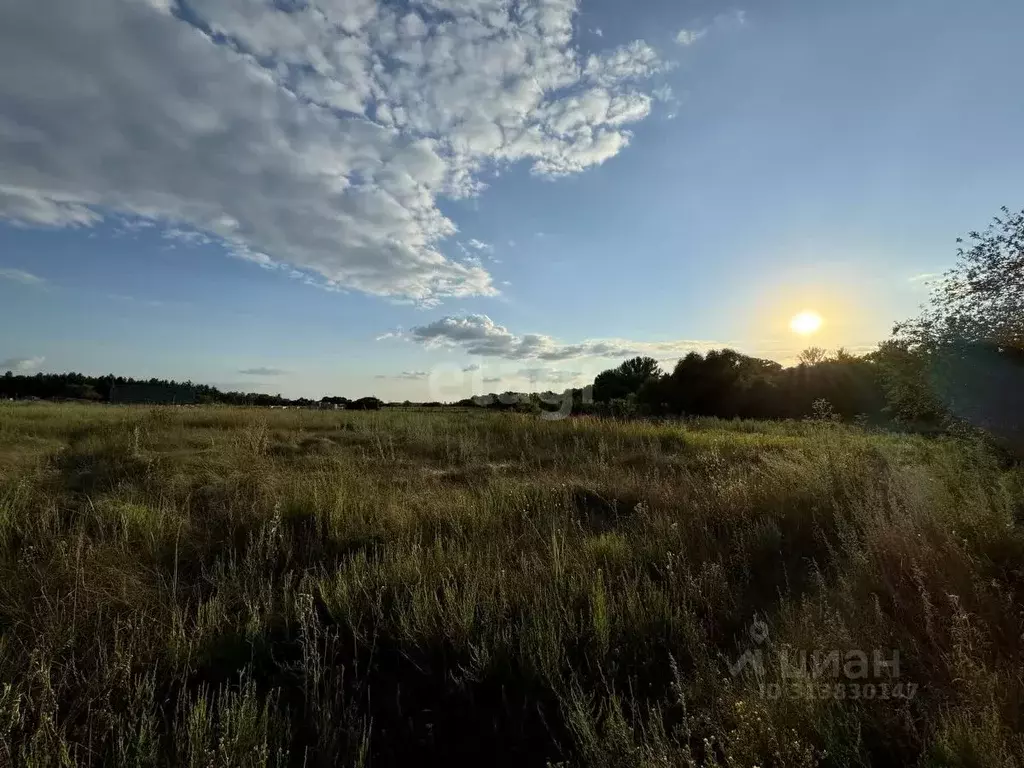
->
798 347 829 366
350 396 383 411
897 207 1023 349
593 356 662 402
891 207 1024 448
618 356 662 385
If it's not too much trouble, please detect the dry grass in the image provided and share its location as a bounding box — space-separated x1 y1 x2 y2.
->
0 402 1022 766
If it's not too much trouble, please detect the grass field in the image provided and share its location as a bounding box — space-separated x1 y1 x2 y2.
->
1 403 1023 766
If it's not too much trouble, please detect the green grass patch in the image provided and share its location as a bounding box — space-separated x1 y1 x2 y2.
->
0 402 1022 766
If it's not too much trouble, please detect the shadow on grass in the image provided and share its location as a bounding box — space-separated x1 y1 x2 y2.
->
568 486 645 534
181 618 569 767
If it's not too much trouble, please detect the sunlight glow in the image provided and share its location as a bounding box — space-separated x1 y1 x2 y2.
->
790 310 823 336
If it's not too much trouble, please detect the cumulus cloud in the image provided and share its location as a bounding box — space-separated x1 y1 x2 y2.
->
0 268 46 286
239 367 288 376
0 0 667 302
401 314 724 361
1 356 45 372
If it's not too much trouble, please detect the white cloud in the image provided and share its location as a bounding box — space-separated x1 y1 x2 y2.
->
1 356 45 372
0 268 46 286
466 239 493 252
0 186 100 228
675 28 707 46
675 10 746 48
652 85 674 103
0 0 667 303
584 41 663 86
163 227 213 247
651 83 678 118
401 314 725 361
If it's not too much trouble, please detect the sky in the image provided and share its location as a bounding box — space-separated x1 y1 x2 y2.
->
1 0 1022 400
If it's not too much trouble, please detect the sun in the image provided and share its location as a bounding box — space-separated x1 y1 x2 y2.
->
790 310 823 336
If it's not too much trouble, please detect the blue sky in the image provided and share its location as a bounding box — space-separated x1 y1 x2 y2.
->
1 0 1022 400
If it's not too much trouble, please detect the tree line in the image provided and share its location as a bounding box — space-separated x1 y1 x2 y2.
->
587 347 887 422
0 372 383 410
476 206 1023 450
3 207 1020 446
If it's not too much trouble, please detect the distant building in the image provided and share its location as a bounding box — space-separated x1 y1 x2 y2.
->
110 383 197 405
